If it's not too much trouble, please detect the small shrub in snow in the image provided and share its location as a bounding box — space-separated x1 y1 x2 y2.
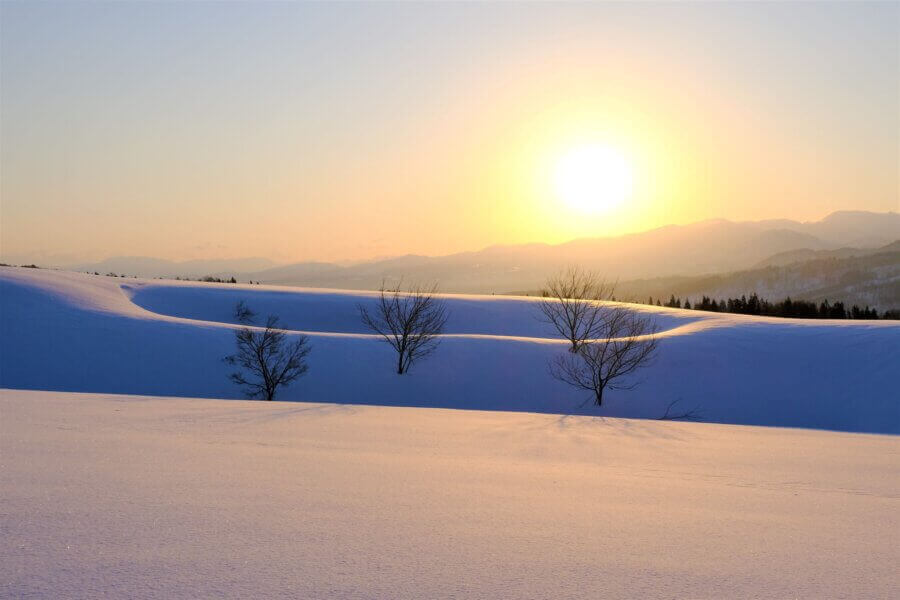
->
233 300 256 324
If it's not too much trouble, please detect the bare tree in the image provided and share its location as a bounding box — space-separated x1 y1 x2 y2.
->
358 282 449 374
538 267 617 352
550 305 659 406
225 315 311 400
233 300 256 324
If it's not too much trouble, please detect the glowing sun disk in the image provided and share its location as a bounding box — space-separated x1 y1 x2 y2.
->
554 145 632 214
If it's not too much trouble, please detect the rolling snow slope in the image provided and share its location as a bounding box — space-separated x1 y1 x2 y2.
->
1 266 898 432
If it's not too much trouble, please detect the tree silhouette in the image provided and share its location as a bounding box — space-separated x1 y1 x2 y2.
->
226 316 311 400
538 267 617 353
359 281 449 374
550 305 659 406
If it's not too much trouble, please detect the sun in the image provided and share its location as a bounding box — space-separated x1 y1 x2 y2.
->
553 145 632 214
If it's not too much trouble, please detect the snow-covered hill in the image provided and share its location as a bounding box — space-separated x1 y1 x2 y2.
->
2 266 897 433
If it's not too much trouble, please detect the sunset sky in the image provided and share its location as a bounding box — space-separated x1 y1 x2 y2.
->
1 1 897 265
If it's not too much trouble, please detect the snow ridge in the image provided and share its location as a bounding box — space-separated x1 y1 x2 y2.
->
1 266 898 433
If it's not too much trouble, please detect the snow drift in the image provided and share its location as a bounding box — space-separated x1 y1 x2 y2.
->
1 266 897 433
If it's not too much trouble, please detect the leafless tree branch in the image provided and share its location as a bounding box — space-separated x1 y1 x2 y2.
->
658 399 703 421
538 266 617 352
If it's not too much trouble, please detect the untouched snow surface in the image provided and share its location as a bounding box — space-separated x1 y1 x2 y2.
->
2 389 898 599
1 266 898 432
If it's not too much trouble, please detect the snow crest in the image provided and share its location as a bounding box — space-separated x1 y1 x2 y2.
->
2 266 898 433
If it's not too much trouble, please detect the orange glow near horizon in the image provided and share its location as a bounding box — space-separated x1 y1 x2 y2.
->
1 2 896 265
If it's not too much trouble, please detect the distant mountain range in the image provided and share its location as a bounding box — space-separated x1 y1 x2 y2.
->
610 241 900 311
67 210 899 295
753 242 899 268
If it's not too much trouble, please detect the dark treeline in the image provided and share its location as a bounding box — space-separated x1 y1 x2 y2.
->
644 293 898 320
181 275 238 284
94 271 255 284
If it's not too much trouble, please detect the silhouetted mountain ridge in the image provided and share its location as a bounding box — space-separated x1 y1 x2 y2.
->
236 211 896 292
68 211 898 293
